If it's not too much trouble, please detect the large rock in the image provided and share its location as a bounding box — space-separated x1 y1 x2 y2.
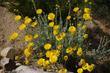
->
0 47 16 59
15 65 45 73
0 58 17 71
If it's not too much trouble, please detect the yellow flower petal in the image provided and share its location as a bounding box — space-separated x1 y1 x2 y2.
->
36 9 43 15
15 15 21 21
48 13 55 21
44 43 52 50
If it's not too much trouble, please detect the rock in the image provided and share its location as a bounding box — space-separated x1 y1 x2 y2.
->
0 58 17 71
15 65 44 73
0 47 16 59
0 66 4 73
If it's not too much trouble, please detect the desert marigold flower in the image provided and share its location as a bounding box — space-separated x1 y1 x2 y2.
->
55 34 63 41
46 51 53 58
9 32 19 41
83 34 88 39
49 55 58 63
77 47 83 56
18 23 26 31
66 47 73 54
73 7 79 12
36 9 43 15
84 0 88 3
84 8 91 13
68 26 76 33
24 17 32 24
24 35 33 42
64 55 68 61
31 21 38 27
82 25 87 30
53 30 59 35
33 33 39 39
60 32 66 38
49 21 54 27
15 56 20 61
77 23 82 27
15 15 21 21
87 64 95 72
66 15 71 20
83 13 92 20
58 68 67 73
78 59 86 66
44 43 52 50
37 58 45 66
82 63 89 70
52 50 60 56
77 68 83 73
43 60 50 67
27 42 34 47
53 25 60 30
57 44 63 50
24 48 31 58
24 58 30 65
48 13 55 20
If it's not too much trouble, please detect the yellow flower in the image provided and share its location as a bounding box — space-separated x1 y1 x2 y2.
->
84 8 91 13
27 42 34 47
46 51 53 58
49 55 58 63
53 30 59 35
58 68 67 73
55 34 63 41
24 17 32 24
84 0 88 3
83 34 88 39
49 21 54 27
73 7 79 12
78 59 86 66
87 64 95 72
44 43 52 50
77 23 82 27
82 63 89 70
82 25 87 30
77 47 83 56
24 35 33 42
83 13 92 20
24 48 31 58
33 33 39 39
66 47 73 54
18 23 26 31
57 44 63 50
24 58 29 65
68 26 76 33
60 32 66 38
36 9 43 15
53 25 60 30
77 68 83 73
15 15 21 21
48 13 55 20
31 21 38 27
15 56 20 61
66 15 71 20
43 60 50 67
55 32 65 41
52 50 60 56
37 58 45 66
9 32 19 41
64 55 68 61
